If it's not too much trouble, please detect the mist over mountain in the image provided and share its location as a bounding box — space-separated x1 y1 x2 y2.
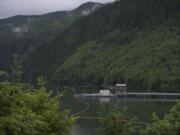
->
0 2 103 71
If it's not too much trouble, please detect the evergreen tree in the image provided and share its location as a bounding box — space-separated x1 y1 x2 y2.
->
10 55 23 83
37 76 47 88
0 83 75 135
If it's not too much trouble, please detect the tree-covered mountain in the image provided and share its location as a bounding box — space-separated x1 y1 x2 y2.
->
23 0 180 92
0 2 103 71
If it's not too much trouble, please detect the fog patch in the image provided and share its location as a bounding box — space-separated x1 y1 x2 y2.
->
12 26 28 36
81 4 102 16
81 10 91 15
92 4 102 10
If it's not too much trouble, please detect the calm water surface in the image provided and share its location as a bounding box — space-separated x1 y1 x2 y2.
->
61 91 177 135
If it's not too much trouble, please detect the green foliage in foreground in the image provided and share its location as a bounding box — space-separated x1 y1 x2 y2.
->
97 111 137 135
97 102 180 135
0 83 74 135
141 102 180 135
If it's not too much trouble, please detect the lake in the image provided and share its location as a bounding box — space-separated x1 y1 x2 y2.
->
61 90 177 135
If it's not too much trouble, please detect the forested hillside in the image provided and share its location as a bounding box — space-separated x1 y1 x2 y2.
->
0 2 102 71
24 0 180 92
1 1 180 135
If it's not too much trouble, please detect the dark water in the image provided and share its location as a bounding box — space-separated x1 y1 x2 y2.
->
61 91 177 135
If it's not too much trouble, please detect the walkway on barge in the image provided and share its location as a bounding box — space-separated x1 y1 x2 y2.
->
76 92 180 99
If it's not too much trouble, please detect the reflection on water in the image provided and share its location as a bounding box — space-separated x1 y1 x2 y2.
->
99 97 111 103
72 119 100 135
61 91 177 135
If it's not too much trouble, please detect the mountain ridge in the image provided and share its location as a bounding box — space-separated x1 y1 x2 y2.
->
0 2 103 71
0 2 103 20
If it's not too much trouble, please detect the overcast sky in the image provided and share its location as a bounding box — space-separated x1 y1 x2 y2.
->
0 0 115 19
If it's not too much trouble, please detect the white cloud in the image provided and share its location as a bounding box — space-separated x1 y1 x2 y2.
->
81 3 102 16
0 0 115 19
